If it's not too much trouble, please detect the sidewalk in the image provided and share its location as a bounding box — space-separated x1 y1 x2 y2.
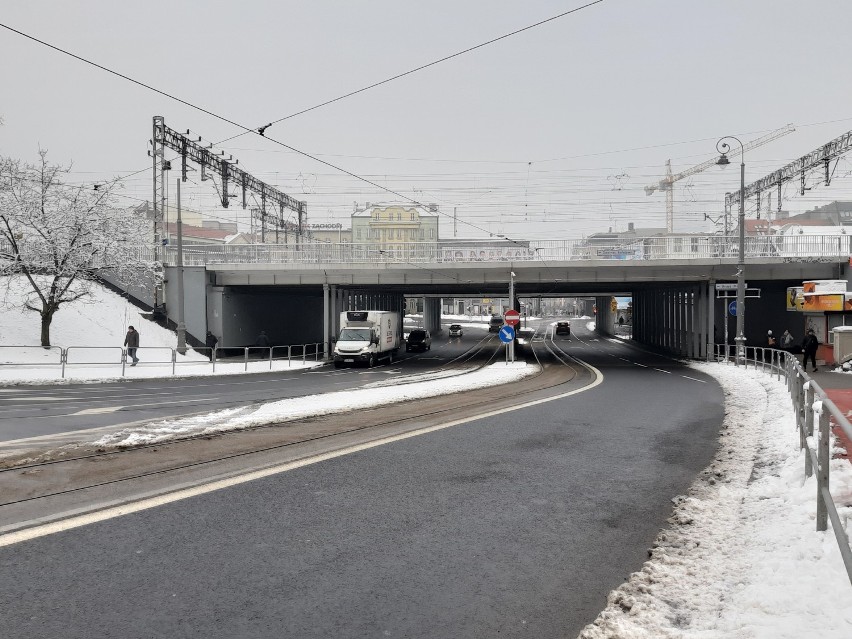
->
807 368 852 460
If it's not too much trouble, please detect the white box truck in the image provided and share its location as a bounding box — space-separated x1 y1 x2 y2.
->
333 310 401 368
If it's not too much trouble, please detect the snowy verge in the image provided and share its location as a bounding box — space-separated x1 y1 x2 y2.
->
90 362 536 448
578 361 852 639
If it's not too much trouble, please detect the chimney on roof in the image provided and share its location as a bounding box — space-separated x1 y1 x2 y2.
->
628 222 634 232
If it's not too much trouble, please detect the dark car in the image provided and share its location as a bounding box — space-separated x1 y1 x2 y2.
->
448 324 463 337
406 329 432 352
555 321 571 336
488 315 504 333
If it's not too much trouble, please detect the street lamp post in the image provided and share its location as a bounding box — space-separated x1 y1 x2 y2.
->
716 136 746 364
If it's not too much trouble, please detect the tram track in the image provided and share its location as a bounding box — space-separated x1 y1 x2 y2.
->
0 334 594 531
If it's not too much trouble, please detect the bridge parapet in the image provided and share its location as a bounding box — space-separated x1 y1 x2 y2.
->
155 234 852 267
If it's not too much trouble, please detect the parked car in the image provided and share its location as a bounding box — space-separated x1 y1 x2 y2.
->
488 315 504 333
555 321 571 336
448 324 463 337
406 329 432 352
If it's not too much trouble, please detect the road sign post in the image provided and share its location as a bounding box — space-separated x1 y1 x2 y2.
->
498 325 515 364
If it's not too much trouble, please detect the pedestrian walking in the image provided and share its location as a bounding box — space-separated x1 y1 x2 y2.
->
255 330 270 348
781 329 794 350
124 326 140 366
205 331 218 361
767 330 776 348
802 329 819 372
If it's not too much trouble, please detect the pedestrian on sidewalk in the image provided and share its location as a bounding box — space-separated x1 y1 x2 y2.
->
255 330 270 348
764 330 776 362
781 329 794 351
205 331 218 361
802 329 819 372
124 326 140 366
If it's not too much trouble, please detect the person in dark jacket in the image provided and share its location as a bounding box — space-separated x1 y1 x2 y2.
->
205 331 218 361
802 329 819 372
255 331 270 348
124 326 140 366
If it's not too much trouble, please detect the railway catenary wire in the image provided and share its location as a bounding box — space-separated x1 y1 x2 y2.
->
0 332 585 508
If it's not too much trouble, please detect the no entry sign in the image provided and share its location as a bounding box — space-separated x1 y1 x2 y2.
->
504 309 520 326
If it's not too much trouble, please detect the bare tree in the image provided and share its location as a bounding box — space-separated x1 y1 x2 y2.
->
0 151 155 346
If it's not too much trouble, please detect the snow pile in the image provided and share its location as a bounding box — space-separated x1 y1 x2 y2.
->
578 362 852 639
91 361 536 447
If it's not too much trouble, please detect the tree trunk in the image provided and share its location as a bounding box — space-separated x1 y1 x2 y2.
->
40 309 54 348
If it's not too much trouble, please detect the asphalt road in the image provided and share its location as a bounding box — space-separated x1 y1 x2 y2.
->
0 319 724 638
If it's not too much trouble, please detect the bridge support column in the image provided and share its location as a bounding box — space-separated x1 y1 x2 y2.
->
423 297 442 334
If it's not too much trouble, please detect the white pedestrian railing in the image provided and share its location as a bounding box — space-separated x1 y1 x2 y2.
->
153 234 852 266
0 342 326 379
712 343 852 585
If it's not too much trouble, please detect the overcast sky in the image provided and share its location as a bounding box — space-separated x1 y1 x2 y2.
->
2 0 852 240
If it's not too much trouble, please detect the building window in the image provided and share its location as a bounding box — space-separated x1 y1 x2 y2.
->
673 237 683 252
373 211 379 220
410 212 416 220
397 212 402 221
356 229 361 239
429 229 434 239
690 237 699 252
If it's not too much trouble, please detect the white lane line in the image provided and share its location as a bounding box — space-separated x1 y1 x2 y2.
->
653 368 672 374
679 375 707 384
72 406 123 416
633 363 648 368
1 397 69 402
0 363 605 548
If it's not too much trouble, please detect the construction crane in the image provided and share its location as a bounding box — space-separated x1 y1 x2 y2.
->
645 123 795 233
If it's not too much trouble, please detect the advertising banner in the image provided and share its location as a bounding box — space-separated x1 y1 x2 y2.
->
802 293 847 312
787 287 804 311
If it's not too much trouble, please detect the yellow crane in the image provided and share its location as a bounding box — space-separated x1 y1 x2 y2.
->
645 123 795 233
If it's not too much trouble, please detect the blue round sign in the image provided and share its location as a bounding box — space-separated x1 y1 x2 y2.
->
498 325 515 343
728 301 738 317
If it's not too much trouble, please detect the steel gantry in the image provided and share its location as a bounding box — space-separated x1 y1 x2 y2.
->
726 128 852 212
151 115 307 238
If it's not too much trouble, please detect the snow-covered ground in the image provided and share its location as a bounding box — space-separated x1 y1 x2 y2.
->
1 279 850 632
0 276 321 383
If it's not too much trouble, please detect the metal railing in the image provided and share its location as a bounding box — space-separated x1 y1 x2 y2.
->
154 234 852 266
6 234 851 268
0 342 326 379
712 343 852 585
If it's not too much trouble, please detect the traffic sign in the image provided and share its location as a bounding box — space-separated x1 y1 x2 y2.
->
498 325 515 343
728 301 737 317
504 309 520 326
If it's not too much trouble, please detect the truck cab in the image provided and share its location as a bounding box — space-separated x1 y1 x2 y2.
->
333 310 400 368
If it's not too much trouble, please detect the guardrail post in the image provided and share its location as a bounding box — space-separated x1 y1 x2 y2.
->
171 348 176 376
804 384 814 477
120 347 126 377
817 406 830 532
303 345 307 364
269 347 273 370
315 343 319 361
244 347 249 372
61 347 67 379
288 345 292 367
212 347 217 373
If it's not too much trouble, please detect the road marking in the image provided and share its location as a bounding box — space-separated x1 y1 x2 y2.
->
72 406 122 415
679 375 707 384
653 368 672 374
0 363 604 547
